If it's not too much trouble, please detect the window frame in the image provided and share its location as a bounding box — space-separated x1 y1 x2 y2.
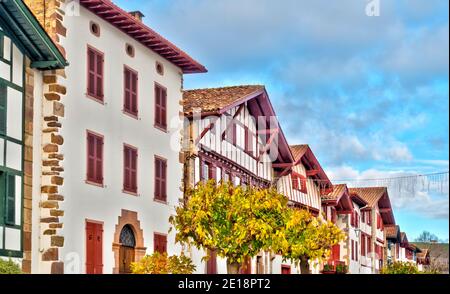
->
86 45 105 103
123 144 138 195
123 65 139 118
154 156 168 203
86 130 104 187
154 83 168 132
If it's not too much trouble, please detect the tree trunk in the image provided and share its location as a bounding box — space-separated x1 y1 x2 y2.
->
227 261 241 274
300 257 311 274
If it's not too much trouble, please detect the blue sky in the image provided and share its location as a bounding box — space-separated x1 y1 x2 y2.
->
115 0 449 241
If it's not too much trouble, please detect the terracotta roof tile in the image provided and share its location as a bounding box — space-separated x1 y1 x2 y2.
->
183 85 265 114
386 225 400 239
289 145 309 162
322 184 347 201
348 187 387 208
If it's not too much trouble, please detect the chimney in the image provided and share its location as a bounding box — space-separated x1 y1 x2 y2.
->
129 11 145 22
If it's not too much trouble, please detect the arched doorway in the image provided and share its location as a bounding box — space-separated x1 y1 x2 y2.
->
119 225 136 274
112 210 147 274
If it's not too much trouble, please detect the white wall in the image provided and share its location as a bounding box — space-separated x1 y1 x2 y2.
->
49 4 186 273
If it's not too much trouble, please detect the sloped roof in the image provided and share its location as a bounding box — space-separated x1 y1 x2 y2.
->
386 225 400 240
289 145 331 188
348 187 387 207
183 85 264 114
0 0 67 69
412 243 449 260
322 184 347 201
290 145 309 162
78 0 206 74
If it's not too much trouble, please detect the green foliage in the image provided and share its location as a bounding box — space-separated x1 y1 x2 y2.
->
381 262 419 274
0 258 22 274
131 252 196 274
280 209 345 265
170 181 345 268
336 263 348 274
322 264 334 272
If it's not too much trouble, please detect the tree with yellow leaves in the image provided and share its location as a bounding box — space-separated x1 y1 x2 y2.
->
170 181 344 274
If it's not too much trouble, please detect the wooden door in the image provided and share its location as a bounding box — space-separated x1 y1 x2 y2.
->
281 265 291 275
86 221 103 274
206 250 217 274
119 246 135 274
239 257 252 274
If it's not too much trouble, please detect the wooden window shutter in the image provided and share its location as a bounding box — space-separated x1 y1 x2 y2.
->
209 165 216 183
154 234 167 254
291 174 299 190
124 68 138 116
299 175 307 194
124 146 137 193
155 157 167 202
356 242 359 261
155 85 167 130
351 240 354 261
6 174 15 225
95 136 103 183
87 47 104 100
0 85 6 135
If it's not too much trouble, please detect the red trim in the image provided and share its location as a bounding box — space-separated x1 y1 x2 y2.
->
79 0 207 74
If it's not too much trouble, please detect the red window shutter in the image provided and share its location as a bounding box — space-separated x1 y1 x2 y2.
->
350 211 355 227
351 240 355 261
155 157 167 201
332 244 340 261
209 165 216 182
291 174 299 190
124 68 138 116
87 132 103 184
154 234 167 254
155 85 167 129
299 175 307 194
87 47 104 100
368 211 371 225
356 242 359 261
124 146 137 193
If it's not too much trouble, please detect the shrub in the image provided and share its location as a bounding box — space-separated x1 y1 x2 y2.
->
131 252 196 274
381 262 419 274
0 258 22 274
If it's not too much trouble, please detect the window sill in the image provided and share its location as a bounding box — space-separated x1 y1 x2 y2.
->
153 198 168 205
154 124 168 133
123 110 139 120
86 93 105 105
85 180 104 188
123 189 139 197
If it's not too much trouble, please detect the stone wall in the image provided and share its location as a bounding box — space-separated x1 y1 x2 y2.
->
24 0 68 274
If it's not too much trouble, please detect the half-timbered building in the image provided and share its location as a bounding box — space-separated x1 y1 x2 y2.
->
183 85 294 274
0 0 66 272
349 187 396 273
385 225 401 264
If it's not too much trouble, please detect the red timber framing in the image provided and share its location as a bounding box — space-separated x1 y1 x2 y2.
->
198 150 271 188
78 0 206 74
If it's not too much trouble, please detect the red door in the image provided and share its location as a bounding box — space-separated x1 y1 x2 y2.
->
86 221 103 274
281 265 291 275
332 244 341 262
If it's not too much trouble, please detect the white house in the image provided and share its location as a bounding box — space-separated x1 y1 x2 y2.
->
25 0 206 274
0 0 67 273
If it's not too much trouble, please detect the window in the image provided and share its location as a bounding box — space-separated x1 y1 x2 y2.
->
155 84 167 130
351 240 355 261
90 21 100 37
87 46 104 101
0 172 16 225
361 211 365 223
154 233 167 254
154 157 167 202
201 161 210 182
124 66 138 116
86 132 104 185
291 174 299 190
156 62 164 76
292 173 307 194
125 44 135 57
367 236 372 254
355 242 359 261
367 211 372 225
361 235 366 257
223 170 231 183
0 84 6 135
123 145 138 194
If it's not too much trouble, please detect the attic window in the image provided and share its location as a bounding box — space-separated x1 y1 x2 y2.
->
126 44 135 57
156 62 164 76
90 21 100 37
